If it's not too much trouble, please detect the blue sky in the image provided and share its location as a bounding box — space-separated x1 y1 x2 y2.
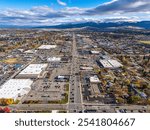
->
0 0 110 9
0 0 149 26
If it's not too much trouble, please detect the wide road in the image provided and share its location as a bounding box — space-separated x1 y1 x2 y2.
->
68 33 83 113
83 103 150 113
9 104 67 112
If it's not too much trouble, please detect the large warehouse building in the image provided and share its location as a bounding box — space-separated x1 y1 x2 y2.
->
17 64 48 78
99 59 123 68
0 79 33 103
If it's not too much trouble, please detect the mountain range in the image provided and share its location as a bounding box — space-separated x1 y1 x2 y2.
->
36 21 150 30
0 21 150 30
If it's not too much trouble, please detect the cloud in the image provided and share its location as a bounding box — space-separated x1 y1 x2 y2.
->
57 0 67 6
85 0 150 15
60 7 85 15
0 6 66 26
0 0 150 26
100 16 140 22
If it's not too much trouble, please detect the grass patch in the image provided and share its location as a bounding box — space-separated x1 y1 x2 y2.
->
65 83 69 91
3 58 18 64
139 41 150 45
48 93 68 104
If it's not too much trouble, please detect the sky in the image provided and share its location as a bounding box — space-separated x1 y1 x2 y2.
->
0 0 150 26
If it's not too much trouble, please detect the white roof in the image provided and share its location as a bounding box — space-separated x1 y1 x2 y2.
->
80 67 93 70
18 49 24 52
38 45 57 49
100 59 122 68
100 60 113 68
47 57 61 62
108 60 123 68
24 50 37 54
58 76 65 79
90 75 100 83
91 51 100 54
19 64 48 75
0 79 33 100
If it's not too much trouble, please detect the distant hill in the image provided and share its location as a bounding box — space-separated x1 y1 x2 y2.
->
35 21 150 30
0 21 150 30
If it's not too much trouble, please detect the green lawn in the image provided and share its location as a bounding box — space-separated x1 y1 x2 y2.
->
139 41 150 45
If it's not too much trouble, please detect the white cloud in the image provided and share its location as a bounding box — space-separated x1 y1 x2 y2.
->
0 0 150 26
60 7 85 15
85 0 150 15
57 0 67 6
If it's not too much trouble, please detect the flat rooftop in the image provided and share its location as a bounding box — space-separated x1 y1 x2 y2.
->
91 51 100 54
99 59 123 68
19 64 48 75
108 60 123 68
90 75 100 83
80 66 93 70
47 57 61 62
100 60 113 68
38 45 57 49
0 79 33 100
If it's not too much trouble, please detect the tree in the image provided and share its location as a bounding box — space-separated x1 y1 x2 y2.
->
0 99 7 105
0 48 5 52
117 97 124 104
0 98 14 105
114 78 117 83
3 107 11 113
147 98 150 105
125 79 130 85
0 107 4 113
128 95 141 104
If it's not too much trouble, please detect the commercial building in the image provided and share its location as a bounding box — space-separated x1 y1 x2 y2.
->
90 75 100 83
80 66 93 71
55 75 70 82
99 60 113 68
90 51 100 55
47 57 61 62
38 45 57 50
99 59 123 68
0 79 33 102
17 64 48 78
108 60 123 68
24 49 37 54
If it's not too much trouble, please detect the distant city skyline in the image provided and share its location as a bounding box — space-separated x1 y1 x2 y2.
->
0 0 150 26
